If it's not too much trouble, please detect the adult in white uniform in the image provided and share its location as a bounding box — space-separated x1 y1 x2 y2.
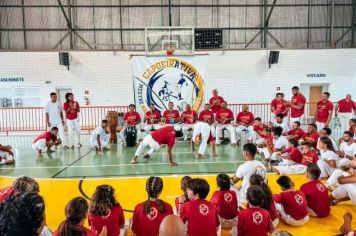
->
260 126 288 160
272 114 290 134
338 131 356 161
90 120 110 151
331 174 356 205
45 92 68 148
192 122 217 159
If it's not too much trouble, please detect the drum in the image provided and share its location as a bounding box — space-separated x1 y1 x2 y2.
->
106 111 118 143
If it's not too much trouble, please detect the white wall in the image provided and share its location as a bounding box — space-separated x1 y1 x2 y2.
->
0 49 355 107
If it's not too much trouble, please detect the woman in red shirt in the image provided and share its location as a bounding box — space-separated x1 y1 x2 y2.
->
63 92 82 149
54 197 107 236
88 185 125 236
131 176 173 236
175 176 192 216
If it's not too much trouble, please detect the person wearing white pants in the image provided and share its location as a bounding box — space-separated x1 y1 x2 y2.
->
45 92 68 148
314 92 334 131
317 137 340 179
0 145 14 165
336 94 356 132
215 101 237 146
180 104 198 141
235 105 254 144
90 120 110 151
120 104 142 146
32 127 61 157
63 92 82 148
199 103 215 138
192 122 216 159
331 174 356 205
143 104 162 133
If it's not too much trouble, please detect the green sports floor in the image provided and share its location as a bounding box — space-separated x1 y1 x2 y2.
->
0 134 247 179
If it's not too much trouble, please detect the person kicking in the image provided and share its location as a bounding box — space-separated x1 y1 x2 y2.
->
130 126 183 166
90 119 110 152
192 122 217 159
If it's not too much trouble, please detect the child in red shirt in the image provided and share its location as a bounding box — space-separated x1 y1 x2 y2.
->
88 185 125 236
131 177 173 236
180 178 220 236
250 174 279 228
54 197 105 236
237 185 274 236
274 176 309 226
210 174 239 229
175 176 192 216
300 163 330 218
301 142 319 165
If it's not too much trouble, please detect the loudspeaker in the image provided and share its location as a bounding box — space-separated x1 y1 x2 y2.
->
195 29 223 49
59 52 70 66
268 51 279 67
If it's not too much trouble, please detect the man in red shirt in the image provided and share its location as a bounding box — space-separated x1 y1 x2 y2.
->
32 127 61 157
199 103 215 137
180 104 198 141
289 86 306 127
300 163 330 218
314 92 334 130
131 126 183 166
235 105 255 144
180 178 220 236
336 94 356 132
301 124 320 149
143 103 162 133
274 176 309 226
215 101 237 146
162 102 180 125
209 89 224 114
119 104 142 146
286 121 305 141
271 93 289 124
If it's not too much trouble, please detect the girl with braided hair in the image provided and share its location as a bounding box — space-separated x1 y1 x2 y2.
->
175 176 192 216
317 136 342 180
88 185 125 236
131 176 173 236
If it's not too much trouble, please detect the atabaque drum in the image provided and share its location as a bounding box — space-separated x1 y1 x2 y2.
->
106 111 118 143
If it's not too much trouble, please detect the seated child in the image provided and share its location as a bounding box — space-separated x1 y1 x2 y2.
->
274 176 309 226
237 185 274 236
300 163 330 218
210 174 239 229
175 176 192 215
317 137 340 180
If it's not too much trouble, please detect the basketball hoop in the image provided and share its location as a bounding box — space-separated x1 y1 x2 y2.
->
166 49 174 56
163 40 178 57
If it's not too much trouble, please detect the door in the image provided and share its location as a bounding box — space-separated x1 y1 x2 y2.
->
57 89 72 105
309 86 322 116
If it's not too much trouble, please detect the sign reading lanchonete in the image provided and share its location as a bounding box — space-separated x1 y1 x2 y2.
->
0 77 24 82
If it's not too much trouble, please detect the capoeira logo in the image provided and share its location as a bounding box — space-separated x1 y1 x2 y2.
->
199 204 209 215
252 211 263 225
254 166 267 180
295 194 304 205
224 193 233 203
147 207 158 220
316 183 325 192
135 58 205 114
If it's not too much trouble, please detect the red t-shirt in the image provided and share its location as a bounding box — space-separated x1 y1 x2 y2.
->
216 108 234 124
180 199 220 236
290 94 306 118
210 190 239 220
236 111 255 126
301 151 319 165
237 207 271 236
180 110 198 124
253 124 268 138
285 147 302 163
300 180 330 218
123 112 141 125
33 131 57 143
302 132 320 149
209 96 224 113
151 126 176 148
199 110 214 124
273 190 308 220
131 200 173 236
53 226 96 236
0 186 14 203
287 128 305 140
88 206 125 236
265 134 273 147
63 101 80 120
316 100 334 123
145 110 161 124
268 201 278 221
162 110 180 124
338 99 355 113
271 99 288 117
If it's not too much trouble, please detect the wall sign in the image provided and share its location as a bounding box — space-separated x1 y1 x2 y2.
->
0 77 24 82
306 74 326 78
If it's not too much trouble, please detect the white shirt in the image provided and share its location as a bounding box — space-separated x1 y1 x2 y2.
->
273 121 290 133
339 142 356 157
320 149 339 162
90 126 108 142
317 137 339 151
273 136 289 150
45 101 63 124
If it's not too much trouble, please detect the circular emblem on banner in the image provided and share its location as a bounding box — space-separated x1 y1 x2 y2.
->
135 58 205 114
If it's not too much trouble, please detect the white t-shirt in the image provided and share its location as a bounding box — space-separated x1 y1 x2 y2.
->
235 160 267 201
45 101 63 124
273 136 289 150
90 126 108 142
316 137 339 151
320 149 339 162
273 121 290 133
339 142 356 157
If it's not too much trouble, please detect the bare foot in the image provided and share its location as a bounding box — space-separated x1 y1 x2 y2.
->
197 154 205 159
63 145 70 150
130 159 138 164
6 160 15 165
169 161 177 167
37 152 43 158
340 212 353 234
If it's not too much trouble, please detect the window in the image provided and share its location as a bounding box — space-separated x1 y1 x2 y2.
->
0 87 41 107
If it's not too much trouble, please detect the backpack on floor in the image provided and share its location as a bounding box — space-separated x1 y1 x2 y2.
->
125 126 137 147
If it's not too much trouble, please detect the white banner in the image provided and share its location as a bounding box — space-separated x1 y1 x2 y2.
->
131 56 209 115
